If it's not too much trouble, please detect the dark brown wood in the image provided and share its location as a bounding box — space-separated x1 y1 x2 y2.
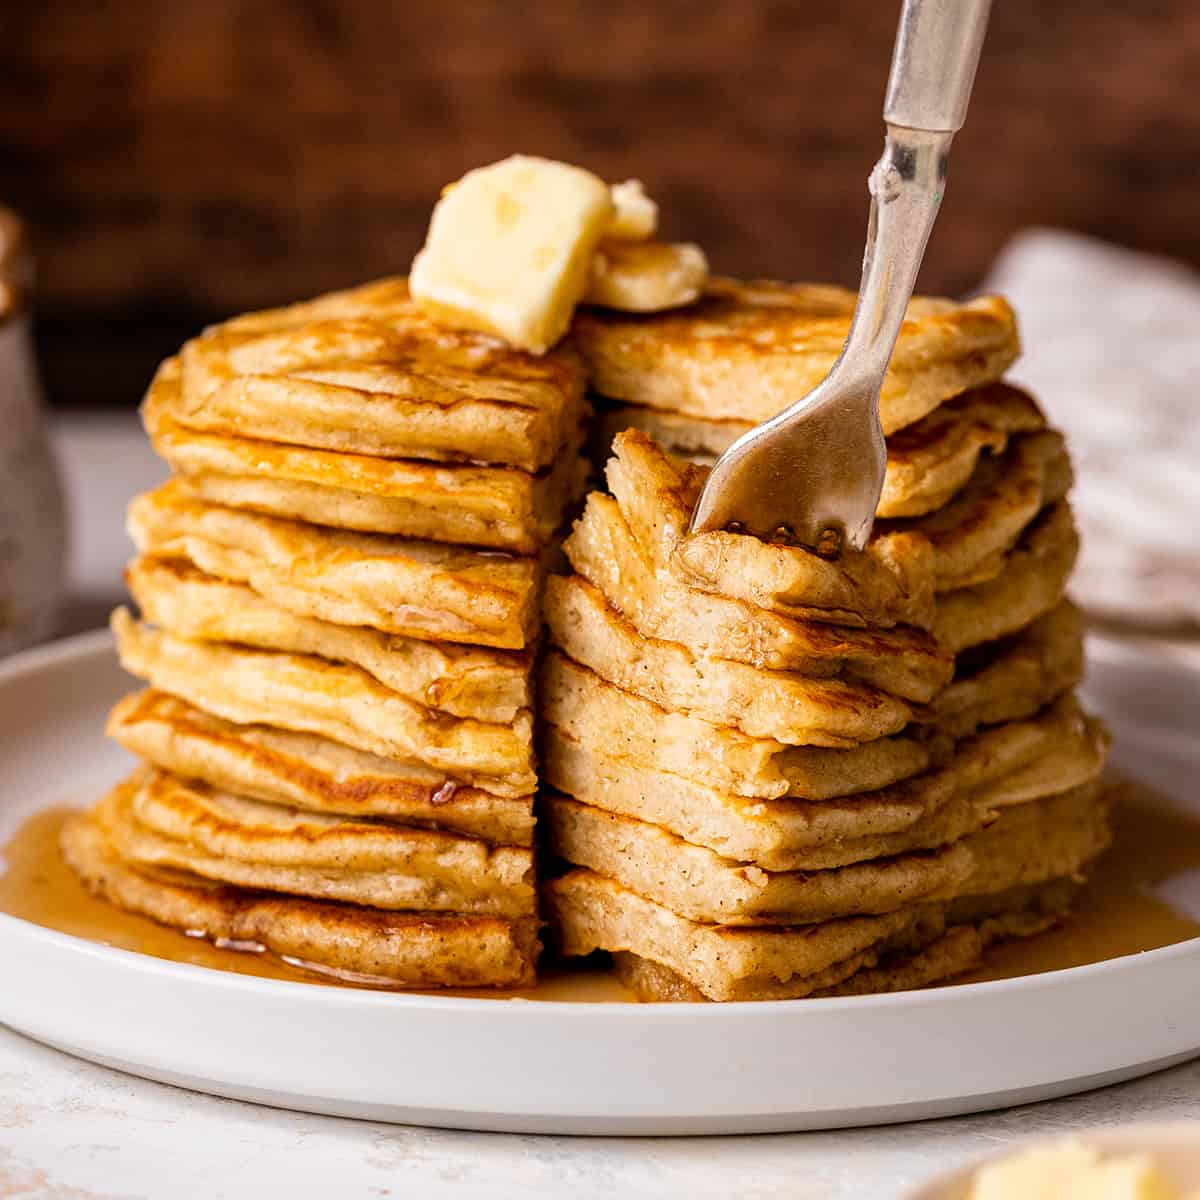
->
2 1 1198 406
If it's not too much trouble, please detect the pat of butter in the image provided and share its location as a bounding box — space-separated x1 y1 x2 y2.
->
411 155 612 355
970 1139 1181 1200
586 240 708 312
607 180 658 241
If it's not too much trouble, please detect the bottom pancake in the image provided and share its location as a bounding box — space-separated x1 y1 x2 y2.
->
611 876 1081 1002
61 809 539 990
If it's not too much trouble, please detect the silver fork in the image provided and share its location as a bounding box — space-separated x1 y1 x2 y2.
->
689 0 992 556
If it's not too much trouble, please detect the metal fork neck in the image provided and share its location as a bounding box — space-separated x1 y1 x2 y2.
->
836 126 953 395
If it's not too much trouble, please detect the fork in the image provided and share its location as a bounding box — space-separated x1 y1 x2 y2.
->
689 0 992 555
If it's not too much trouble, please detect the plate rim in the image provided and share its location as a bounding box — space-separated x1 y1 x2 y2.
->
3 628 1199 1018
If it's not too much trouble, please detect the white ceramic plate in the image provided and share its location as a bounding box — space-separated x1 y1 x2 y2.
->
908 1122 1200 1198
1 630 1199 1136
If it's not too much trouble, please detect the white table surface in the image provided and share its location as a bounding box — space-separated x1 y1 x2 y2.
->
0 412 1196 1200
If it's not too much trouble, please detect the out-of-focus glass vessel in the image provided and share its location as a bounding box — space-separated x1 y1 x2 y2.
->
0 208 66 656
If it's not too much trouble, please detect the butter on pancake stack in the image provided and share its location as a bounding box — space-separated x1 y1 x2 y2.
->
542 285 1111 1002
62 277 593 989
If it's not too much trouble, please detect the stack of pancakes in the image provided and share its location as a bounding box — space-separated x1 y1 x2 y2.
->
62 278 591 989
540 280 1111 1001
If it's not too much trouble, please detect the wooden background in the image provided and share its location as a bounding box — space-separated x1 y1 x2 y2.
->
3 0 1199 407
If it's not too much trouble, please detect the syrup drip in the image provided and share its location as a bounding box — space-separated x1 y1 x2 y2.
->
2 781 1197 1003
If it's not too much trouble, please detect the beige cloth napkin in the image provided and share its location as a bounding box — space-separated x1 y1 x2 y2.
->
983 229 1200 631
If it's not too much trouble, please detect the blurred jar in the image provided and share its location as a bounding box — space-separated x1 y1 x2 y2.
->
0 208 66 655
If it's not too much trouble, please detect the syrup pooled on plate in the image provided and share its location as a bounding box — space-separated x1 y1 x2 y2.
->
2 782 1198 1002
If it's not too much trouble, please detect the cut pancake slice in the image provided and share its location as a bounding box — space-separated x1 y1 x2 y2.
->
127 556 530 723
880 431 1072 592
62 809 539 989
572 277 1018 434
545 867 942 1002
594 383 1046 521
936 601 1085 736
933 502 1079 653
543 795 974 926
611 876 1082 1002
540 650 945 801
553 789 1108 1002
544 574 920 747
146 358 585 553
128 481 542 649
113 611 536 793
541 727 983 872
608 430 935 631
101 770 535 918
565 491 952 698
170 279 588 471
108 690 536 829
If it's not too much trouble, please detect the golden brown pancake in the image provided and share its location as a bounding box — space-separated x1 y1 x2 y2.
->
540 650 945 801
100 769 535 918
128 482 543 650
611 877 1081 1002
127 556 530 723
572 276 1019 434
594 382 1047 519
936 601 1085 736
113 611 537 793
881 431 1072 592
608 430 936 631
541 728 984 872
108 690 536 832
169 277 587 472
543 794 974 925
544 574 920 747
565 491 952 698
62 806 539 989
145 357 586 553
933 504 1079 653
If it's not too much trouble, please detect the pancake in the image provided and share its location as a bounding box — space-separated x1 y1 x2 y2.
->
594 382 1047 519
933 502 1079 654
881 431 1072 592
127 556 530 723
547 786 1107 1002
128 481 542 649
611 877 1081 1002
113 611 537 793
146 357 585 553
62 807 539 989
572 277 1019 434
540 650 946 801
544 574 920 747
544 867 942 1002
565 491 953 697
936 601 1085 736
100 769 535 918
543 795 974 925
608 430 936 630
169 277 587 472
108 690 536 828
541 728 984 872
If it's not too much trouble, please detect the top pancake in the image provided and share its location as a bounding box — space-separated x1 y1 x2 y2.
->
573 277 1019 433
169 277 587 472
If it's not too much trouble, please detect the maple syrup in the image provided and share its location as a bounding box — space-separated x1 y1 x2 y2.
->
2 782 1197 1003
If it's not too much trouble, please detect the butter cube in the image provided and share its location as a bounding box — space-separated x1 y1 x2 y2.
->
607 180 658 240
410 155 612 354
970 1139 1180 1200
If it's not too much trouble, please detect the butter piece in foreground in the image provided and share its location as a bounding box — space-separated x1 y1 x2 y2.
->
970 1139 1182 1200
586 240 709 313
411 155 612 354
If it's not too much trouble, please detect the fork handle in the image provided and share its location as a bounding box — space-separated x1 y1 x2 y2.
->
885 0 992 132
